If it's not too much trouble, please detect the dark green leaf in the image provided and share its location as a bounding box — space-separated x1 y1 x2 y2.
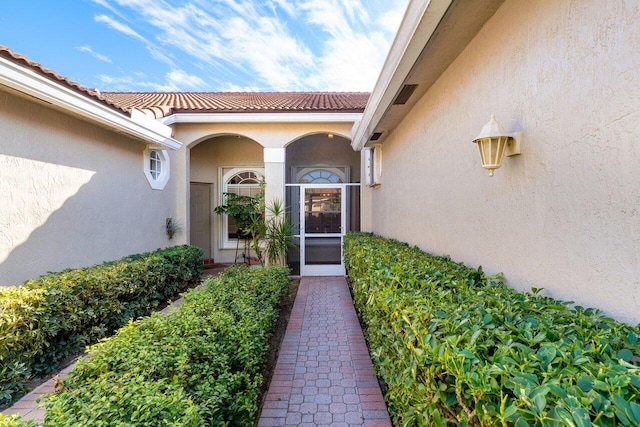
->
617 349 634 362
572 407 592 427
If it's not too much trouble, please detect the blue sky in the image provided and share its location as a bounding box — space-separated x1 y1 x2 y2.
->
0 0 408 92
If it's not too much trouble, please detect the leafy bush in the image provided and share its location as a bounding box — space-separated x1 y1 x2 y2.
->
344 232 640 426
0 245 203 406
0 414 37 427
42 265 290 426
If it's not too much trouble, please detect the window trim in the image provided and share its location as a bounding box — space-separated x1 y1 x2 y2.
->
143 148 170 190
218 167 265 249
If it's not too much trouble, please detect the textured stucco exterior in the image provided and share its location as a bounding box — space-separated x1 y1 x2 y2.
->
189 136 263 263
171 122 358 263
361 0 640 323
0 90 179 285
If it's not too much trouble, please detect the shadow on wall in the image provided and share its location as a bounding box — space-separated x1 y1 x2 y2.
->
0 161 172 286
0 91 179 286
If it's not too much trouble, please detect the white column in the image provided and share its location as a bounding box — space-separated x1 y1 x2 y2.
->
263 148 286 208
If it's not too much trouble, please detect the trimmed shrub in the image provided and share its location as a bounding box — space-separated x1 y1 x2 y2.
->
0 245 203 406
0 415 37 427
344 232 640 426
42 265 290 426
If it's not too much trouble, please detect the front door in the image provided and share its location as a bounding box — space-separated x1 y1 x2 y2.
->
299 184 345 276
190 182 212 259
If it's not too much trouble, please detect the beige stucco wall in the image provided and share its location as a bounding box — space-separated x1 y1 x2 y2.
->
362 0 640 323
172 122 358 264
0 90 179 285
189 136 263 263
174 122 354 150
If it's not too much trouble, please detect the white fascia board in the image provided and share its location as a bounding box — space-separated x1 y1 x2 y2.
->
162 112 362 125
350 0 453 151
0 57 181 150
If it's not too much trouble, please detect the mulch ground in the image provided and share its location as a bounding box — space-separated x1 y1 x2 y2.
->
258 277 300 408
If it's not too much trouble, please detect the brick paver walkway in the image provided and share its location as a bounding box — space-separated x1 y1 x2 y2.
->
258 276 391 427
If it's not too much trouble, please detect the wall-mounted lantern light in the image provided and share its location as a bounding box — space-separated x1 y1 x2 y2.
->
472 115 522 176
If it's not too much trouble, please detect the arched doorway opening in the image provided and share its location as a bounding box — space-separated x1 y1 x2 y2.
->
285 133 361 275
189 134 263 263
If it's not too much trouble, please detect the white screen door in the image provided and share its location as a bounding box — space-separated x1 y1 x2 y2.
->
299 184 345 276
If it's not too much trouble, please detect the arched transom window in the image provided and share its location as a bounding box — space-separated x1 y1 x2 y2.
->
227 170 262 186
298 169 343 183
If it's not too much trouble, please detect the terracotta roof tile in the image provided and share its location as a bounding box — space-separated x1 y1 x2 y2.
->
101 91 369 116
1 46 369 118
0 45 128 115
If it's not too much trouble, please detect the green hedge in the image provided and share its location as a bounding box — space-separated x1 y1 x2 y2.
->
344 232 640 427
0 245 204 406
37 266 290 426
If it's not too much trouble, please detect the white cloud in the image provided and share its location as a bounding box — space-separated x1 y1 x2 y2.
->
269 0 297 17
94 14 148 44
94 12 175 67
377 1 408 36
166 69 206 90
76 45 112 63
91 0 409 91
96 68 206 91
97 74 168 91
296 0 406 91
90 0 122 16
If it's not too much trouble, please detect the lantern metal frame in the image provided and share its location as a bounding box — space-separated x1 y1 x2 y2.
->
472 115 521 176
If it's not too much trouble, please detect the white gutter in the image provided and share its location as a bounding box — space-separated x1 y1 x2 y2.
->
0 56 181 150
162 112 362 126
350 0 453 151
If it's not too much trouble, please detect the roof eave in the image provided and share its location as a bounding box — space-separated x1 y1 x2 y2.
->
162 111 363 125
351 0 505 151
351 0 453 151
0 56 181 150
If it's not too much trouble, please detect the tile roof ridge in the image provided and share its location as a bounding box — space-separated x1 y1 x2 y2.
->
102 90 371 95
0 45 129 115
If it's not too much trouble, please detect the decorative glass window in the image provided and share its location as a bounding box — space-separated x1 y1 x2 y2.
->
149 150 162 180
220 168 264 247
143 148 170 190
292 166 349 184
299 169 343 183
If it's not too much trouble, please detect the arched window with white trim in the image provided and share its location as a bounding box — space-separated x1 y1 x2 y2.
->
220 167 264 247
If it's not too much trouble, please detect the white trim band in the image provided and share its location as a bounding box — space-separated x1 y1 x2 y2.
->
0 56 181 150
162 112 363 125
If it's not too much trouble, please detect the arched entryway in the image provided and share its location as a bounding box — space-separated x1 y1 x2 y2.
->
189 134 264 263
285 133 361 275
